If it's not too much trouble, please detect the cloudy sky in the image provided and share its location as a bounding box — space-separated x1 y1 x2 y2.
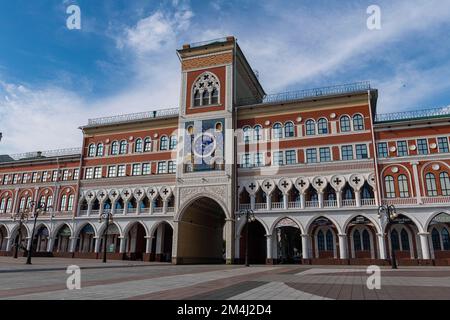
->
1 0 450 154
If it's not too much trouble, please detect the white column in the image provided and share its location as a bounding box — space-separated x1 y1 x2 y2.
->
123 201 128 215
111 201 116 215
69 237 77 253
94 237 101 253
355 190 361 207
300 193 305 209
119 236 126 253
250 195 256 210
145 236 153 254
163 200 168 214
136 202 141 215
411 161 423 204
26 237 32 251
338 234 348 259
377 233 387 259
47 237 54 252
283 194 288 210
266 192 271 210
418 232 431 260
87 202 92 217
5 237 12 252
301 234 310 259
336 191 342 208
318 192 324 208
225 219 234 264
155 224 164 254
266 234 272 263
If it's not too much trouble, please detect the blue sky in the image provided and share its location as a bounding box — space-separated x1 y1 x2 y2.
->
1 0 450 154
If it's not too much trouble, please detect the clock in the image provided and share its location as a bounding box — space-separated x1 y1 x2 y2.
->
193 132 217 158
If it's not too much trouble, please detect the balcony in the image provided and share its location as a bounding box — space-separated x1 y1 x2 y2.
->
323 200 337 208
153 207 163 214
78 210 88 217
422 196 450 204
167 207 175 213
382 196 450 206
271 202 284 210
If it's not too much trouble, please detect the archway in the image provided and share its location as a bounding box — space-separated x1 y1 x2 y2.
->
0 225 8 252
75 223 96 255
53 224 72 254
125 222 147 261
150 222 173 262
98 223 120 254
176 197 226 264
386 214 419 260
33 225 50 253
346 216 378 260
309 217 339 259
273 218 302 264
12 225 28 257
427 212 450 262
239 220 267 264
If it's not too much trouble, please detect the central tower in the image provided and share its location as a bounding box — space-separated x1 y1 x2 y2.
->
172 36 265 264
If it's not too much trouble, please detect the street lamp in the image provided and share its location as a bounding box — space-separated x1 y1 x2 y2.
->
26 201 53 265
99 211 113 263
11 206 32 259
378 204 399 269
236 209 256 267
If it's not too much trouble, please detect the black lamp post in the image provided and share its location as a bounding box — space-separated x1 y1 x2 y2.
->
236 209 255 267
11 207 31 259
378 204 398 269
99 211 113 263
26 201 53 265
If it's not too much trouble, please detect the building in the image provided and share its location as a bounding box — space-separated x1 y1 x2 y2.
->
0 36 449 266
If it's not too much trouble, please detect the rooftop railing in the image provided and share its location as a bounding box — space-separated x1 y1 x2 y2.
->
8 148 82 161
187 37 230 49
238 81 371 106
375 106 450 123
87 108 179 127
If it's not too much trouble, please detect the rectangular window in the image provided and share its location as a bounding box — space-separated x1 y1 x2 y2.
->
242 154 252 168
285 150 296 165
377 142 388 158
397 141 408 157
341 145 354 161
73 169 79 180
273 151 284 166
42 171 48 182
94 167 102 179
142 163 151 175
85 168 93 179
52 170 58 182
117 165 126 177
132 164 141 176
22 174 28 184
157 162 167 174
168 161 176 173
417 139 429 155
437 137 449 153
3 175 8 185
319 147 331 162
12 174 18 184
254 153 264 167
306 148 317 163
356 144 368 159
31 172 37 183
108 166 117 178
62 170 69 181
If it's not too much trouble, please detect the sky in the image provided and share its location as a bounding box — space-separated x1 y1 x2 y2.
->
1 0 450 154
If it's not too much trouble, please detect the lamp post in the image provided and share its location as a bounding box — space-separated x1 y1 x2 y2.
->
11 207 31 259
26 201 53 265
236 209 255 267
99 211 113 263
378 204 398 269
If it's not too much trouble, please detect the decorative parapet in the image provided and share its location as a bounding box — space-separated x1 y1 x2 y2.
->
86 108 179 127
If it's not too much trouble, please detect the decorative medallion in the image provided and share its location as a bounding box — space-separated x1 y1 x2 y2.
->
330 113 336 119
432 164 440 171
391 167 399 173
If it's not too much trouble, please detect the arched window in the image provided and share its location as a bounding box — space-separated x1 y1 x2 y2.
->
46 195 53 208
362 230 371 251
398 175 410 198
111 141 119 155
272 123 283 139
253 125 262 141
353 114 364 131
96 143 104 157
60 195 67 211
67 195 74 211
442 228 450 250
193 90 201 107
284 122 295 138
432 228 442 251
243 126 251 144
305 120 316 136
211 88 219 105
192 72 220 107
400 229 410 251
317 118 328 134
326 230 334 251
202 90 209 106
440 172 450 196
169 136 177 150
426 173 438 196
391 229 400 251
134 139 143 153
160 136 168 151
19 197 26 211
385 176 396 198
88 144 96 157
361 182 374 199
0 198 6 213
340 116 351 132
317 230 325 251
119 140 128 155
343 184 354 200
39 195 46 207
143 138 152 152
5 198 12 213
353 230 362 251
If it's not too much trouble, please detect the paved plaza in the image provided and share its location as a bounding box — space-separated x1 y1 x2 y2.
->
0 257 450 300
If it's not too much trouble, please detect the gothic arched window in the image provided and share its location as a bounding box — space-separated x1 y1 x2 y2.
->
426 173 438 196
400 229 410 251
398 175 409 198
317 230 325 251
192 72 220 107
326 230 334 251
362 229 371 251
353 230 362 251
340 116 351 132
440 172 450 196
432 228 442 251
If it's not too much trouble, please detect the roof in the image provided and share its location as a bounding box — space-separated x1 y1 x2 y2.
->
374 106 450 124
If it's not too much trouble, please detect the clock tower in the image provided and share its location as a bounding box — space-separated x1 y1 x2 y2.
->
172 36 265 264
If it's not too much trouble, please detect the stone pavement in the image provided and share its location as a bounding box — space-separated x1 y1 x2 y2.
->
0 257 449 300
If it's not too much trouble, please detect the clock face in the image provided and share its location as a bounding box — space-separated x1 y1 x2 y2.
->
193 132 216 159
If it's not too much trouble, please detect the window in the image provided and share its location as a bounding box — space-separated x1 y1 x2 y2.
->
362 230 371 251
285 150 296 165
160 136 168 151
22 174 28 184
132 164 141 176
192 72 220 107
417 139 428 155
168 161 176 173
169 136 177 150
356 144 368 159
143 138 152 152
340 116 351 132
41 171 48 183
317 118 328 134
353 114 364 131
254 153 264 167
432 228 442 251
273 151 283 166
134 139 143 153
96 143 104 157
253 125 262 141
272 123 283 139
397 141 408 157
94 167 102 179
391 229 400 251
0 198 6 213
377 142 388 158
385 176 396 198
62 170 69 181
326 230 334 251
317 230 325 251
440 172 450 196
284 122 295 138
319 147 331 162
6 198 12 213
341 145 354 160
32 172 37 183
243 126 251 144
107 166 117 178
242 154 252 168
117 165 126 177
353 230 361 251
19 197 26 211
142 163 151 175
60 195 67 211
52 170 58 182
119 140 128 154
67 195 74 211
426 173 438 196
202 90 209 106
12 174 18 184
400 229 410 251
194 90 201 106
88 144 96 157
306 149 317 163
305 120 315 136
211 88 219 104
157 162 167 174
73 169 79 180
437 137 449 153
111 141 119 155
398 175 410 198
443 228 450 250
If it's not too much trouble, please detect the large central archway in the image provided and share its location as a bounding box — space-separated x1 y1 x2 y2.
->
176 197 227 264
